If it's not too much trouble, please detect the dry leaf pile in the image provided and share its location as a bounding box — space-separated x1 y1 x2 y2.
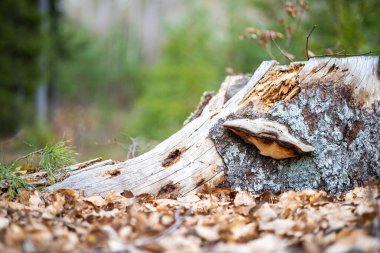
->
0 185 379 253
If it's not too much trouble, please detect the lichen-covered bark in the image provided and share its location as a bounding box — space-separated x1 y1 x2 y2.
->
211 64 380 195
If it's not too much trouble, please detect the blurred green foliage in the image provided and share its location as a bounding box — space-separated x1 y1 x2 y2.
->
58 22 140 110
125 7 225 139
124 4 269 139
1 0 380 159
39 0 380 144
0 0 41 137
252 0 380 58
124 0 380 140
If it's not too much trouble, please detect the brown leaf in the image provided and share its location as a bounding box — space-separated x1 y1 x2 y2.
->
5 224 25 246
0 217 9 230
254 203 278 222
259 219 295 235
54 189 79 203
234 191 256 206
326 230 380 253
104 192 133 210
83 195 105 207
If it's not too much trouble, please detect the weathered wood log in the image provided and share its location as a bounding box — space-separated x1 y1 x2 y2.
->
25 158 114 186
48 56 380 196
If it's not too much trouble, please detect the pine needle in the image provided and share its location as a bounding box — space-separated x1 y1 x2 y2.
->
0 163 30 198
0 141 76 198
39 141 76 181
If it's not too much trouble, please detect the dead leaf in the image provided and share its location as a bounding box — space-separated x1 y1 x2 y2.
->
83 195 105 207
195 225 220 241
254 203 278 222
104 192 133 210
0 217 9 230
326 230 380 253
234 191 256 206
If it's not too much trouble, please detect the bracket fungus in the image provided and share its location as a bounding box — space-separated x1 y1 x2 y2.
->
223 118 315 159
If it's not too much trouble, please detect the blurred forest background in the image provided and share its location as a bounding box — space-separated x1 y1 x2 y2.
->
0 0 379 162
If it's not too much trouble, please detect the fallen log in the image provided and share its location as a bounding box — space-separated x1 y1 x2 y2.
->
24 158 114 187
47 56 380 196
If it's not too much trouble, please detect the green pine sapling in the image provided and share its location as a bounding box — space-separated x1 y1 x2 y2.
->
39 141 76 181
0 163 29 198
0 141 76 198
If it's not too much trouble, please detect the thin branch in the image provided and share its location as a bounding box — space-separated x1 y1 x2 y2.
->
271 36 293 62
306 25 317 60
127 137 139 159
13 149 43 164
310 50 380 58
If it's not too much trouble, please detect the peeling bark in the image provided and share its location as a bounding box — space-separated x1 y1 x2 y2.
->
47 57 380 196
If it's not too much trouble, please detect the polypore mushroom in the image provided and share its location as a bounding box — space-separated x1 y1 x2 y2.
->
223 118 315 159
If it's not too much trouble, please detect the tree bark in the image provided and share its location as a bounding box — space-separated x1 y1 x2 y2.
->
47 56 380 196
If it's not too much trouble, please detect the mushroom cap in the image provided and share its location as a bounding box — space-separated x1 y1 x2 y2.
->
223 118 315 159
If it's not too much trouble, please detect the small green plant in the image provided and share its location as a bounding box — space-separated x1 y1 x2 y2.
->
39 141 77 181
0 163 30 198
0 141 76 198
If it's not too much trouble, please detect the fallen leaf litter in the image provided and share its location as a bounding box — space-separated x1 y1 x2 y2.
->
0 185 379 252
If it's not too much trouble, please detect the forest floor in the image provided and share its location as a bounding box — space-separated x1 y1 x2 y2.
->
0 184 379 253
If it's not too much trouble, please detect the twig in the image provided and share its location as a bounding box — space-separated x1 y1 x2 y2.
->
13 149 43 164
310 50 380 58
137 206 192 247
271 35 293 62
127 137 139 159
306 25 317 60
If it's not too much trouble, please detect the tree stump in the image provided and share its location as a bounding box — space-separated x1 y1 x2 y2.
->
48 56 380 196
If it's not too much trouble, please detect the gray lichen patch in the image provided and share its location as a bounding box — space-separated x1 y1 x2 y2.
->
210 84 380 195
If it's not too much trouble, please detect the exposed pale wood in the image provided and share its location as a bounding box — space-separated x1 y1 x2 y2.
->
47 56 380 196
298 57 380 108
25 158 114 186
47 61 277 196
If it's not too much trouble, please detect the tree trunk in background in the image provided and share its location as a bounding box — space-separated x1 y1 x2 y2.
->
141 0 160 64
36 0 60 125
47 0 60 122
36 0 49 126
47 56 380 197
